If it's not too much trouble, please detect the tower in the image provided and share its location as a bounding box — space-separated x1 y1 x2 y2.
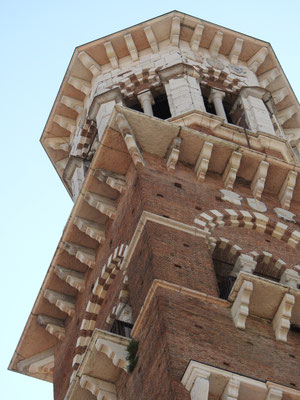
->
9 9 300 400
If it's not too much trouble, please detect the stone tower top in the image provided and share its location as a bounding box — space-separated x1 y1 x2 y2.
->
40 10 300 201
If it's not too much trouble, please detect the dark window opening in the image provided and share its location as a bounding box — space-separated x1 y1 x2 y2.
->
110 319 133 338
152 93 171 119
213 258 236 300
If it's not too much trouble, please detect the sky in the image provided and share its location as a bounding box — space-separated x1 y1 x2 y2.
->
1 0 300 399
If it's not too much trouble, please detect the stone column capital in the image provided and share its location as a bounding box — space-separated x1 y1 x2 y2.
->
208 88 226 103
137 89 154 105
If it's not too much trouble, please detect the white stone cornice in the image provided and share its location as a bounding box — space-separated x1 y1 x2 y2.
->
44 137 70 152
170 16 181 46
272 293 295 342
209 31 223 58
84 192 117 219
222 151 242 190
104 41 119 69
74 216 106 244
229 38 244 64
53 115 76 134
68 76 91 95
78 51 101 77
124 33 139 61
231 280 253 329
80 375 117 400
44 289 75 317
190 23 204 52
61 95 84 114
251 160 269 199
258 67 280 88
247 47 269 72
195 141 213 181
54 265 85 292
166 137 181 172
278 170 297 209
143 25 158 53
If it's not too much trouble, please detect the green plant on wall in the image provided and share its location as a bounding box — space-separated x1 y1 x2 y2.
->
126 339 139 373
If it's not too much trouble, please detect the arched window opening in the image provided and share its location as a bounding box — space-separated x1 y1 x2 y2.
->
152 93 171 119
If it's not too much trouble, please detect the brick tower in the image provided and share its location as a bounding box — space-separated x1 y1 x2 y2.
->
9 10 300 400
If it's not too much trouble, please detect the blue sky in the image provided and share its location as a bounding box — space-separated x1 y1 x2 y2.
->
1 1 299 399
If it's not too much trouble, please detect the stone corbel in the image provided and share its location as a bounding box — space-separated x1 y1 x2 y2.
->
247 47 269 72
276 105 298 126
221 379 240 400
181 366 211 400
94 168 126 194
166 137 181 171
229 38 244 65
53 115 76 134
54 265 85 292
124 33 139 61
170 16 181 46
279 268 300 289
209 31 223 58
104 41 119 69
78 51 101 77
258 68 280 89
222 151 242 190
95 337 128 372
251 160 269 199
144 25 158 53
231 254 257 277
37 314 65 341
190 24 204 52
17 349 54 377
68 76 91 95
61 241 96 269
231 280 253 329
80 375 117 400
74 216 106 244
278 170 297 209
265 387 283 400
116 113 145 166
44 137 70 152
61 95 84 114
272 293 295 342
44 289 75 317
84 192 117 219
195 141 214 181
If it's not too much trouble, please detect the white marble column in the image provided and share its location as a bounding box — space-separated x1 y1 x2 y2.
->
209 88 227 121
137 90 154 116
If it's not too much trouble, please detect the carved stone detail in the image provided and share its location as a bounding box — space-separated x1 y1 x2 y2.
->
222 151 242 190
195 142 213 181
231 280 253 329
251 160 269 199
272 293 295 342
278 170 297 209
